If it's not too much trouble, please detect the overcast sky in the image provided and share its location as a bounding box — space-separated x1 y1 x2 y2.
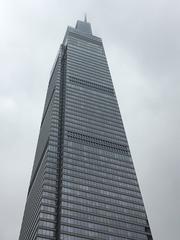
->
0 0 180 239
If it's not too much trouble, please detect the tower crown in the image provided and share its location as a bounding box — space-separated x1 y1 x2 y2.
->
75 16 92 35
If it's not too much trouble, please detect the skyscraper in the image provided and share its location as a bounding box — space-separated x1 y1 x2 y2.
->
19 18 153 240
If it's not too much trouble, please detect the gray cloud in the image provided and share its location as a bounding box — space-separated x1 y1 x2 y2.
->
0 0 179 239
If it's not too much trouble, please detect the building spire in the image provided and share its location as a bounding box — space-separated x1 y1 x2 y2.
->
84 13 87 22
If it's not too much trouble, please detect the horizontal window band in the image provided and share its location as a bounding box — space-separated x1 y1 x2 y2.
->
68 37 103 51
67 70 112 87
61 194 145 216
63 152 134 172
67 81 114 95
63 179 141 199
60 215 147 236
63 174 139 194
64 95 119 112
63 156 136 176
61 207 147 226
62 183 142 206
64 121 124 139
68 31 102 46
63 147 133 168
65 98 119 114
67 55 108 70
64 113 123 130
65 92 118 109
60 223 147 240
66 84 116 100
65 107 122 126
68 44 103 56
65 93 118 109
67 43 104 54
67 59 110 75
65 103 119 119
64 117 125 138
64 111 123 128
67 48 107 64
63 162 137 185
64 119 125 137
67 50 107 63
64 138 130 155
67 64 111 82
63 168 137 187
64 121 126 140
66 131 130 155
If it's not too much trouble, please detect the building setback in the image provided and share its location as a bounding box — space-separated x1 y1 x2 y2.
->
19 18 153 240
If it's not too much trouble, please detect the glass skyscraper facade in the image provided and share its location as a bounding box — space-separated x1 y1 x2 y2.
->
19 19 153 240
